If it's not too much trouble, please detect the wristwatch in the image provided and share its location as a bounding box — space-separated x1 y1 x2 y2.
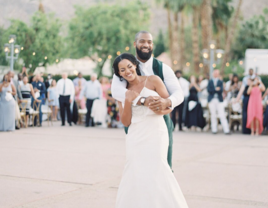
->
140 97 146 106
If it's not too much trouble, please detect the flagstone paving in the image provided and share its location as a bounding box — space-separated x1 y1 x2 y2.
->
0 122 267 208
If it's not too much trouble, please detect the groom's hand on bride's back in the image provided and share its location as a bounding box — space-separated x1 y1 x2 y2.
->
125 90 139 103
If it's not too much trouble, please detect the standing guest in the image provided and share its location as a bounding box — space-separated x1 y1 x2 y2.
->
80 73 102 127
18 73 23 86
7 71 22 102
47 80 59 121
199 73 209 107
185 76 206 130
225 73 233 100
0 74 16 131
45 74 53 98
39 76 46 105
95 77 110 126
75 80 86 109
73 72 87 87
106 80 119 128
229 74 241 99
262 88 268 133
207 69 230 134
246 77 265 135
171 70 189 131
235 69 261 134
57 73 75 126
20 76 39 127
100 77 111 99
32 74 46 126
7 71 23 129
21 66 28 77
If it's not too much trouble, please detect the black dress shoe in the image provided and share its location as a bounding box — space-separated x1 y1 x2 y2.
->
61 124 65 126
15 126 20 130
69 123 72 126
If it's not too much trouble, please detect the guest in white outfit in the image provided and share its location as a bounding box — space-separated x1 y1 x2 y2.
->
224 73 233 102
73 72 87 87
199 73 210 107
207 69 230 134
57 73 75 126
80 73 102 127
171 70 189 131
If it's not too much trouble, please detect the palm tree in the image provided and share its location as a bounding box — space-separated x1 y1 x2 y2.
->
220 0 243 74
187 0 202 73
211 0 234 49
156 0 186 71
200 0 212 74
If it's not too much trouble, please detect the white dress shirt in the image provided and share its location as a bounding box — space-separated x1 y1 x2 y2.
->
111 56 184 109
56 78 75 101
178 77 190 98
80 80 102 100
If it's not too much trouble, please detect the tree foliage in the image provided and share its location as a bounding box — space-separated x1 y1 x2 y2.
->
67 1 150 76
154 30 166 57
231 8 268 60
1 11 63 73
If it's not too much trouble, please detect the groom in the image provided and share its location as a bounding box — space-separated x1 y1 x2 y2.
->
111 31 184 169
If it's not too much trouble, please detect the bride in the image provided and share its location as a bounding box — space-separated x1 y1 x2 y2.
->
113 53 188 208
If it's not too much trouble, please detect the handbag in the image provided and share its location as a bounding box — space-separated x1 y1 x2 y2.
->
5 92 13 101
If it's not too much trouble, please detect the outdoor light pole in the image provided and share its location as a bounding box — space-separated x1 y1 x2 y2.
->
4 35 20 71
202 40 224 78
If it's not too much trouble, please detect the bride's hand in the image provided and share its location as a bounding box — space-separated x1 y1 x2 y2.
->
125 90 139 103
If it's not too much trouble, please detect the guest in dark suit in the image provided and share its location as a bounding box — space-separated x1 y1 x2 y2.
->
207 69 230 134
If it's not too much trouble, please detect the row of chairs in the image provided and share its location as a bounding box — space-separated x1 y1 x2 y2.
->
19 100 53 128
203 102 243 131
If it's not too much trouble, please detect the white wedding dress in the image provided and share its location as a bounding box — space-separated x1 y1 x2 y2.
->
116 87 188 208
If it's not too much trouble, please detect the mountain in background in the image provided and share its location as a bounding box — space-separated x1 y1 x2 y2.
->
0 0 267 36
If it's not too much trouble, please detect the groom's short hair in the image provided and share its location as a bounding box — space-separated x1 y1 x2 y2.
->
135 31 151 42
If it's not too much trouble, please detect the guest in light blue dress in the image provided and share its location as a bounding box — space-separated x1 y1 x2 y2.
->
0 75 16 131
47 80 59 120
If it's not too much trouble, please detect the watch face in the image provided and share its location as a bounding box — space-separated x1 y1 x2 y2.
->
141 97 145 104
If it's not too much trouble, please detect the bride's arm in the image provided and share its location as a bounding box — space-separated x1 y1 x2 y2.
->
118 90 139 127
149 75 172 115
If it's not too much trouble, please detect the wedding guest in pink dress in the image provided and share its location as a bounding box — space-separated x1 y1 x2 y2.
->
246 77 266 135
100 77 111 100
75 80 86 109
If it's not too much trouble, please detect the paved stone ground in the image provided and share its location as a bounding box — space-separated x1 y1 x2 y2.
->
0 122 268 208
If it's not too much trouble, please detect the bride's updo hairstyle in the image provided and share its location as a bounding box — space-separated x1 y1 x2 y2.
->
113 53 141 81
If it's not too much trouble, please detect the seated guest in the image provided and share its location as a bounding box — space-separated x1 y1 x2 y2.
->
185 75 206 130
207 69 230 134
246 77 265 136
20 76 39 127
0 74 16 131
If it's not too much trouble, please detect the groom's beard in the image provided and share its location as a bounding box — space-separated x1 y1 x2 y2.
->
136 47 153 61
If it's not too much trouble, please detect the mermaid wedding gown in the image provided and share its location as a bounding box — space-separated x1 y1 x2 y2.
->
116 87 188 208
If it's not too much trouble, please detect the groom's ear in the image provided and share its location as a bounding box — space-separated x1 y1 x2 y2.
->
133 41 136 48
